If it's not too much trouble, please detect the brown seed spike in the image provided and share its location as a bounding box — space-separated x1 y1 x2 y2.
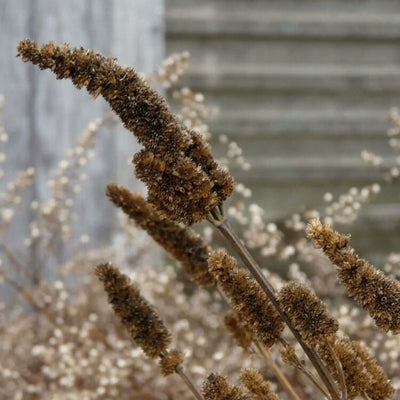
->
159 350 184 376
95 263 171 358
277 282 338 347
307 218 400 334
209 251 284 348
106 183 215 287
239 369 279 400
202 373 248 400
318 337 371 399
16 39 190 154
351 341 394 400
17 39 234 224
224 313 254 350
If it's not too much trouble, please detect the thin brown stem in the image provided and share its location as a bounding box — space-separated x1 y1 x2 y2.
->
279 338 331 399
175 365 204 400
326 340 347 400
208 206 341 400
254 341 303 400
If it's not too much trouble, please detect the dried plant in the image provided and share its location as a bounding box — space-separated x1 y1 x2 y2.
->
1 37 399 400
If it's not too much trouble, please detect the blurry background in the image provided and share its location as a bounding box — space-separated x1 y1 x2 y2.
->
1 0 400 265
165 0 400 263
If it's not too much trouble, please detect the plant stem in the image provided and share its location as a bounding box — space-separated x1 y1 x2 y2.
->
254 341 303 400
175 365 204 400
208 207 341 400
326 340 347 400
279 338 331 399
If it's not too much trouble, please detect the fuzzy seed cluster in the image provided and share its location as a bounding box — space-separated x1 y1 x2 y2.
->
209 251 284 348
17 39 234 225
307 219 400 334
106 183 214 287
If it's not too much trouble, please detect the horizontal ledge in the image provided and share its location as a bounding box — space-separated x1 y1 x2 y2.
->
180 67 400 92
166 15 400 39
209 111 387 136
231 159 385 183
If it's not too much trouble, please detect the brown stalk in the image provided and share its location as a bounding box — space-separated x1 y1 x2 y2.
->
208 205 341 400
325 340 347 400
253 341 302 400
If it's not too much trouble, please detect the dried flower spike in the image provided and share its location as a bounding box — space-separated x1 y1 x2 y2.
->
307 219 400 334
318 337 394 400
239 369 279 400
106 183 214 287
95 262 170 358
224 312 253 350
351 341 394 400
277 282 338 346
159 349 184 376
202 373 247 400
209 251 284 348
17 39 234 224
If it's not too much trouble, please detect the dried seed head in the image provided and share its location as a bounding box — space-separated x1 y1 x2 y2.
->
134 149 222 224
209 251 284 348
95 263 171 358
159 350 184 376
318 337 393 400
16 39 189 154
318 337 370 399
307 219 400 334
224 312 254 350
351 341 394 400
106 183 214 287
17 39 234 225
239 369 279 400
277 282 338 346
202 373 247 400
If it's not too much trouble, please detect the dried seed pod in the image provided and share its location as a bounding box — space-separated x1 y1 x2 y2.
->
277 282 338 346
95 263 170 358
307 219 400 334
209 251 284 348
202 373 248 400
106 183 214 287
240 369 279 400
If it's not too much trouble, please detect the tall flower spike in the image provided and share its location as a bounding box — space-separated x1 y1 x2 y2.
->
95 262 171 358
202 373 247 400
17 39 234 224
318 337 394 400
277 282 339 347
208 251 284 348
351 341 394 400
239 369 280 400
307 219 400 334
224 312 254 350
105 183 215 287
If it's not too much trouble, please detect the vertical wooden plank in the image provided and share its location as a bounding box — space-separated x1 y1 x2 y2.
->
0 1 164 263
